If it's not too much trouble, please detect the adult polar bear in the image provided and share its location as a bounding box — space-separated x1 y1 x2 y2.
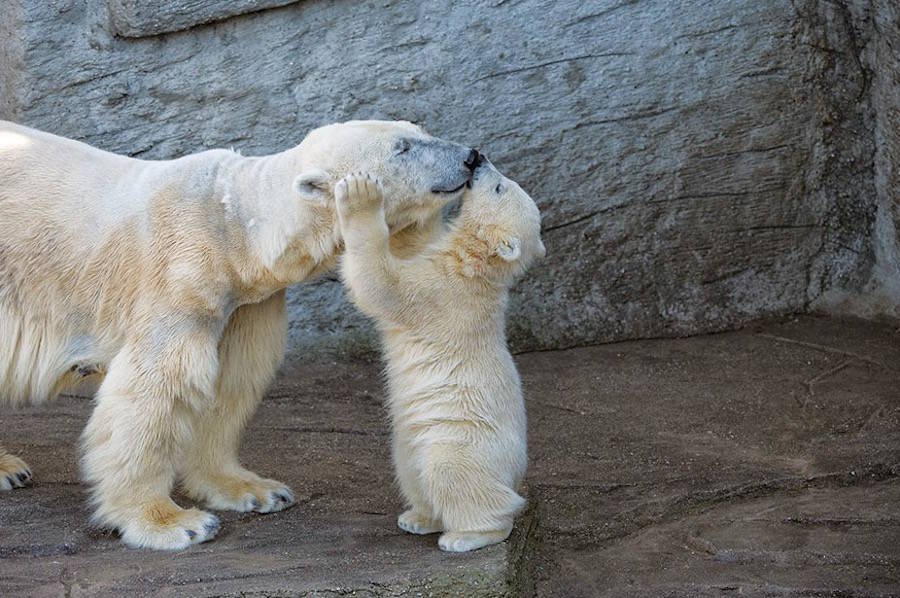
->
0 119 477 549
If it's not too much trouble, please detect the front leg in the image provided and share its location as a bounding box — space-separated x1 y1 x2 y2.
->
335 173 407 320
81 316 222 550
179 290 295 513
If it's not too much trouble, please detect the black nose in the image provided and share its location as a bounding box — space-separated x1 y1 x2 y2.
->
464 149 482 171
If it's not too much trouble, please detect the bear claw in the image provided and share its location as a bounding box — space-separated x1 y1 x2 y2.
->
0 453 33 491
204 516 221 535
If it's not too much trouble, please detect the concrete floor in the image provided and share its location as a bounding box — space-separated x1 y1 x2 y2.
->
0 315 898 597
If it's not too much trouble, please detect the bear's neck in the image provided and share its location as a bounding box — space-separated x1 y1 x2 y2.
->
218 150 339 297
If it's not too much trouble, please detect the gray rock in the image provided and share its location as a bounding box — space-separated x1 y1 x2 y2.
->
0 1 24 120
0 0 896 366
814 0 900 318
108 0 302 38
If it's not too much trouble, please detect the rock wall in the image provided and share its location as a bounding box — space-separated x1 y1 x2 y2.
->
867 0 900 316
0 1 25 120
814 0 900 318
0 0 894 364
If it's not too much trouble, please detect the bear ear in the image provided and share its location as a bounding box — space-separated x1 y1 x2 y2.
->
495 237 521 262
293 169 331 205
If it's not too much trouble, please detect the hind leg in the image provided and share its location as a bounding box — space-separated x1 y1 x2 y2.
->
179 291 295 514
422 444 524 552
0 443 32 491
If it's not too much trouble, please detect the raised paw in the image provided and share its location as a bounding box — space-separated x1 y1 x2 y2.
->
397 509 442 535
0 452 32 491
182 469 296 514
335 172 383 217
119 499 221 550
438 528 512 553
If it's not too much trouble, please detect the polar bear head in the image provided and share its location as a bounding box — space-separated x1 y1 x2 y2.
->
453 159 546 281
293 120 476 231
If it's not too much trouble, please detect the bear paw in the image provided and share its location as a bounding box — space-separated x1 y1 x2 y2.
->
118 500 221 550
335 172 383 217
0 452 32 491
184 469 296 514
397 509 442 535
438 528 512 552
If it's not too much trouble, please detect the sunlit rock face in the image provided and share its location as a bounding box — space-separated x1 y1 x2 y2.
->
0 0 894 365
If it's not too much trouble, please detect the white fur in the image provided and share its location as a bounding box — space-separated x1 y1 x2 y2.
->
336 166 544 552
0 119 471 549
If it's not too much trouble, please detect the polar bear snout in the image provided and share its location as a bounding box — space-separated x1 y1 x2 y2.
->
411 141 477 197
463 149 484 172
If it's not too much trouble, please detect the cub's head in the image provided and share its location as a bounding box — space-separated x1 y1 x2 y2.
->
294 120 477 230
454 159 546 281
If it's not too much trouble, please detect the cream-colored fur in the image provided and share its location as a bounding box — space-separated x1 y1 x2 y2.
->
0 119 474 549
0 443 32 491
336 164 545 552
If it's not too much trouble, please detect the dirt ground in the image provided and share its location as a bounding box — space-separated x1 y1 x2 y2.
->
0 315 898 597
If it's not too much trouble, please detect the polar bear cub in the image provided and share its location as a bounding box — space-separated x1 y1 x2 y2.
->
335 160 545 552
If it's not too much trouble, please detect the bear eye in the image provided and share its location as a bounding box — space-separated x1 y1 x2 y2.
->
495 183 504 194
394 139 411 155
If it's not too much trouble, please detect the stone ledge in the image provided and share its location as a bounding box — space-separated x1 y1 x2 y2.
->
107 0 302 37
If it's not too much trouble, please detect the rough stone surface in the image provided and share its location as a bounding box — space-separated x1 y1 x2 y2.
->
868 0 900 312
0 365 512 597
519 315 900 596
0 1 895 363
815 0 900 318
0 1 24 121
1 316 897 596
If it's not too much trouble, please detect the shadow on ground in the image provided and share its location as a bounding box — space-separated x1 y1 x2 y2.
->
0 315 898 596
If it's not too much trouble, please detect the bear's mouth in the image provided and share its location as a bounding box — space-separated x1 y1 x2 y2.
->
432 181 468 194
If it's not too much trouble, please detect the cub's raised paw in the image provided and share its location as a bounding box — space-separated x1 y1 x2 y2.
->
0 452 32 491
119 500 221 550
397 509 442 535
438 529 512 553
335 172 383 216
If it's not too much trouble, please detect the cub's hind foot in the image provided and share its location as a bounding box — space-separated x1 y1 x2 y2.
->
0 451 32 491
397 509 442 535
438 528 512 552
